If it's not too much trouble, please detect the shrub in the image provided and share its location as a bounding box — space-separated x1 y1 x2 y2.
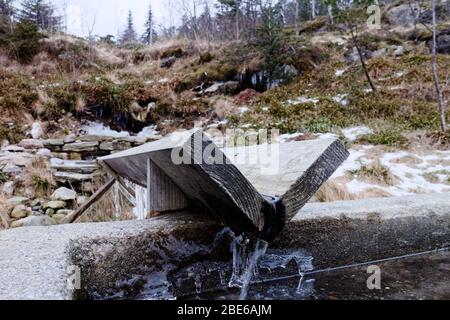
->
0 69 38 113
0 21 45 63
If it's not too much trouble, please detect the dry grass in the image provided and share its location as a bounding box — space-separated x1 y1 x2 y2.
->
20 156 55 198
313 180 357 202
0 193 12 230
348 160 399 186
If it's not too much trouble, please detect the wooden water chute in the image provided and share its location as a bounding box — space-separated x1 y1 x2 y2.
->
64 129 349 242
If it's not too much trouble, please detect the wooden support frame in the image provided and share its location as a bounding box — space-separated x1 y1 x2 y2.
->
62 178 116 224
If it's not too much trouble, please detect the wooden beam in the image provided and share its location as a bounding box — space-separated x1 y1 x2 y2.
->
62 178 116 224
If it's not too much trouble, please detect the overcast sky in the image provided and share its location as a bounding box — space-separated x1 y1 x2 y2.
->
53 0 181 39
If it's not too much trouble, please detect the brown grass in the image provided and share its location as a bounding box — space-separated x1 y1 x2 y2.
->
314 180 357 202
0 193 12 230
20 156 55 198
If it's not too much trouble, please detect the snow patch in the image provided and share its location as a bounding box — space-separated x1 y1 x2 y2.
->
81 122 130 138
286 96 320 105
342 126 373 142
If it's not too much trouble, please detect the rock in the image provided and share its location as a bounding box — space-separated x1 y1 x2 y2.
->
54 172 96 183
2 163 22 175
18 139 44 150
79 135 114 143
393 45 404 57
63 134 76 144
30 199 42 207
36 148 52 157
42 201 66 210
11 216 56 228
42 139 64 147
2 181 14 196
51 187 77 201
77 196 88 206
2 145 25 153
387 4 419 27
436 35 450 54
30 123 44 140
371 48 387 59
100 140 131 152
50 158 98 174
11 154 33 167
161 56 176 68
62 142 99 152
45 208 55 216
1 140 9 149
6 197 29 206
52 213 68 224
283 65 299 79
11 205 32 219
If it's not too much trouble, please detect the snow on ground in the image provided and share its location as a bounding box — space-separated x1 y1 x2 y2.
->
332 145 450 197
81 122 130 138
278 130 450 198
81 122 159 138
341 126 373 142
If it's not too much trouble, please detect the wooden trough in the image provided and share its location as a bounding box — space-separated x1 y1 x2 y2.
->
64 129 349 241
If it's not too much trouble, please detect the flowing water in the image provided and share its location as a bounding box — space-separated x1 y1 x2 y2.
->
134 227 450 300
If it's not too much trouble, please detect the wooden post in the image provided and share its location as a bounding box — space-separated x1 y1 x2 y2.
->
147 158 152 215
62 179 116 224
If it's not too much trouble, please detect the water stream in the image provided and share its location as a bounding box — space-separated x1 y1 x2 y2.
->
130 227 449 300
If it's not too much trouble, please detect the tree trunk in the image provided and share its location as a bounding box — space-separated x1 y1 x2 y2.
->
432 0 447 132
311 0 316 20
327 4 334 26
295 0 300 36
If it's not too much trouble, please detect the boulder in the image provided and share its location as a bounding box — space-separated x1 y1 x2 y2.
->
11 216 56 228
393 45 405 57
387 4 419 27
11 205 32 219
30 123 44 140
51 187 77 201
62 142 99 152
436 35 450 54
18 139 44 150
371 48 388 59
42 201 67 210
2 181 14 196
6 197 29 206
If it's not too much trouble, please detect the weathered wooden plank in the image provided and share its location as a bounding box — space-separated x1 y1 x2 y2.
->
100 129 276 238
62 179 116 224
224 138 349 220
